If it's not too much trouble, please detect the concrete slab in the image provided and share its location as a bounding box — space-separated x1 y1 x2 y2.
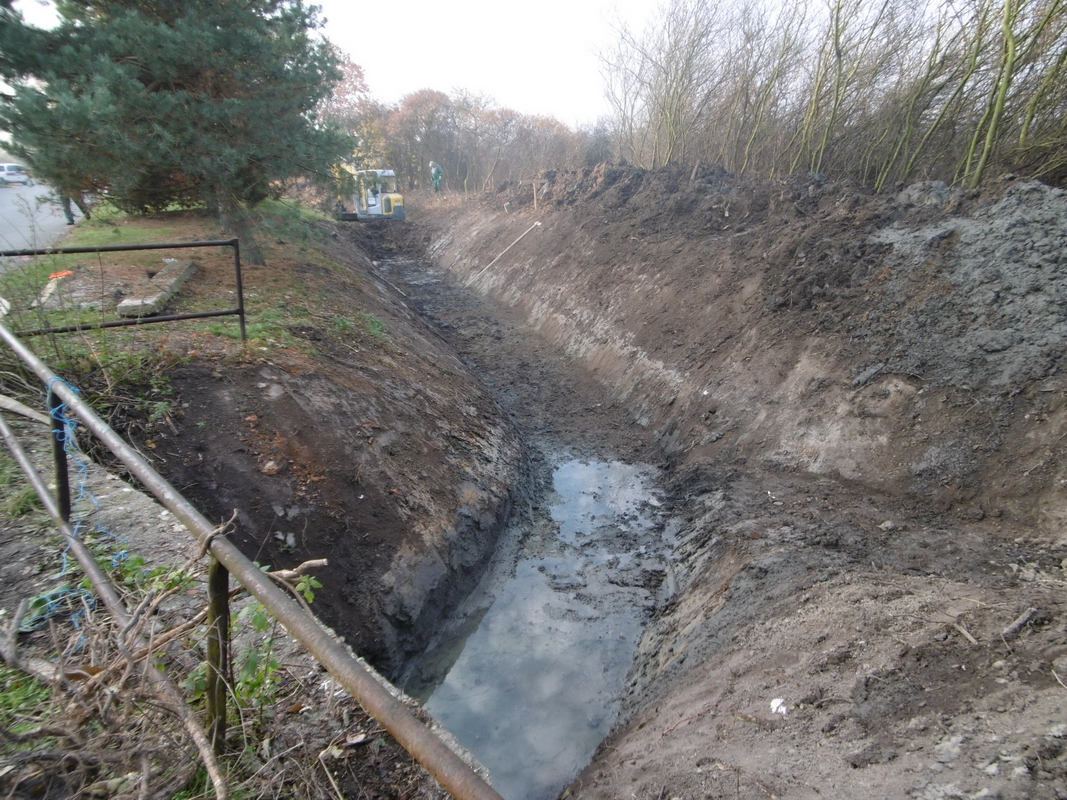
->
117 259 196 317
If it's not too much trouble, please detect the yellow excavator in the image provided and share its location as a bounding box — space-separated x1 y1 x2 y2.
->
336 168 405 222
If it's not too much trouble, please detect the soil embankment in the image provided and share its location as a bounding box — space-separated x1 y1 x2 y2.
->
405 170 1067 799
141 231 522 674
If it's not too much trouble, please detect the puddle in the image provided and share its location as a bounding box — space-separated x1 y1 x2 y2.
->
403 459 668 800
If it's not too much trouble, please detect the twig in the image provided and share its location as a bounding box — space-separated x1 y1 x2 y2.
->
0 724 83 745
0 598 29 668
267 562 327 618
712 762 780 799
1053 669 1067 692
192 510 238 562
1 599 65 683
662 704 710 736
730 709 776 731
1001 607 1038 641
267 559 328 583
318 751 346 800
953 622 979 645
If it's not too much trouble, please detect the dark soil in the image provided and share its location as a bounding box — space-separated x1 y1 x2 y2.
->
403 170 1067 799
4 168 1067 799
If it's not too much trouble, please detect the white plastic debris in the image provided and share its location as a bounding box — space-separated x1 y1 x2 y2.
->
770 698 789 715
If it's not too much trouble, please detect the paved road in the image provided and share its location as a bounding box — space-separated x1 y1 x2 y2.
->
0 183 79 253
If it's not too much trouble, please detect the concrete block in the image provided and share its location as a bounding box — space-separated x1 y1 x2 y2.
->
117 259 197 317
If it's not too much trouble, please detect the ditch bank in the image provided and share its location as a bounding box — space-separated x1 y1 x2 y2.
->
142 232 522 676
400 170 1067 799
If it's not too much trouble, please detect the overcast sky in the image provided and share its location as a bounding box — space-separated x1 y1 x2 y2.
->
12 0 659 129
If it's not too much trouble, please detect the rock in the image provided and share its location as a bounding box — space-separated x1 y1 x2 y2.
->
897 181 951 207
971 329 1019 353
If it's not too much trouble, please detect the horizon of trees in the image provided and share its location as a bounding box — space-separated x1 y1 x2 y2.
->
327 0 1067 193
5 0 1065 211
318 60 612 193
601 0 1067 189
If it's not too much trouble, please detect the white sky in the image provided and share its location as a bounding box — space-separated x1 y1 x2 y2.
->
12 0 659 129
315 0 658 128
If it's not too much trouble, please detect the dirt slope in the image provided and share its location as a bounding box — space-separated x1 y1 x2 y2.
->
98 220 525 675
408 169 1067 799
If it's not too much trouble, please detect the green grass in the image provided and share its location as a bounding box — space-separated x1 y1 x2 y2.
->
0 664 52 735
358 312 388 340
0 451 41 516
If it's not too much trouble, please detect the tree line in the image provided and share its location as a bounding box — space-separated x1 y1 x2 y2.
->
0 0 350 262
601 0 1067 189
2 0 1064 255
319 61 609 193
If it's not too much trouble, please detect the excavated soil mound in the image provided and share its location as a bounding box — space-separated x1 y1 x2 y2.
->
400 168 1067 799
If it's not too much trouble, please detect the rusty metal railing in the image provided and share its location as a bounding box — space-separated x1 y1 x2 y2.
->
0 239 247 340
0 319 502 800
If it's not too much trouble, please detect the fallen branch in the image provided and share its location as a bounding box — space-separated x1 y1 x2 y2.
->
0 394 49 425
267 559 328 583
1001 607 1038 641
0 598 63 683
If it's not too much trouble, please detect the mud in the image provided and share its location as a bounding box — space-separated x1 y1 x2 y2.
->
5 169 1067 799
399 171 1067 799
373 251 673 797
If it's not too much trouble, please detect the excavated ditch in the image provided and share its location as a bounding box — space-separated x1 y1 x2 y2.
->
376 256 672 798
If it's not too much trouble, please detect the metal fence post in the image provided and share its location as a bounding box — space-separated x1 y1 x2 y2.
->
206 556 231 755
47 387 71 522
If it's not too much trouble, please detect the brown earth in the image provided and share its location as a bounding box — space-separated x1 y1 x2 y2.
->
3 167 1067 800
399 169 1067 800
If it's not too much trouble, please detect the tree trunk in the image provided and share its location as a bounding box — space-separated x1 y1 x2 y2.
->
217 192 265 266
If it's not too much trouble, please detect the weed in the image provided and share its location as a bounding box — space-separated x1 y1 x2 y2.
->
116 553 194 594
358 312 388 340
170 768 212 800
5 484 42 516
329 315 352 335
0 451 41 516
231 603 281 708
295 574 322 603
0 664 51 735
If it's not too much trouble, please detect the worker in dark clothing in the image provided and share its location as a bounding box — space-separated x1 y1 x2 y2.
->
58 190 92 225
430 161 444 192
60 194 76 225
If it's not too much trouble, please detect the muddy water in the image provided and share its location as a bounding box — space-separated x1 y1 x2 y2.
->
378 255 671 799
403 459 668 799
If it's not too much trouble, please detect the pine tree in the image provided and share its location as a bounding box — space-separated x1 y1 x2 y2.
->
0 0 353 263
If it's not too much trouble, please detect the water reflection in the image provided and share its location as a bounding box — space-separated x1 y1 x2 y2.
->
412 459 666 800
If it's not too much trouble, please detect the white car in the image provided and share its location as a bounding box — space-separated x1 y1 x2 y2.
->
0 164 34 186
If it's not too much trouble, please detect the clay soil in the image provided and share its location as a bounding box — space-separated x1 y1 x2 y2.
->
2 168 1067 800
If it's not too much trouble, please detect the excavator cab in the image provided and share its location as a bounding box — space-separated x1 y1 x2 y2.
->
337 168 405 222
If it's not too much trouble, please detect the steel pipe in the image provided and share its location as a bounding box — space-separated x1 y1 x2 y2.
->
1 238 245 342
0 239 239 258
17 308 241 338
0 320 503 800
0 410 230 800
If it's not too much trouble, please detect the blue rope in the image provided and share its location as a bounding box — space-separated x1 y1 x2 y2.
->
46 377 129 577
18 584 96 632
